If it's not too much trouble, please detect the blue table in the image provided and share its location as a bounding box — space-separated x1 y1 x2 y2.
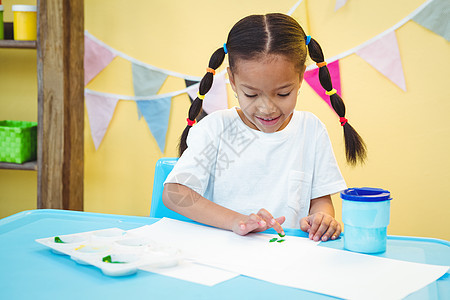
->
0 209 448 300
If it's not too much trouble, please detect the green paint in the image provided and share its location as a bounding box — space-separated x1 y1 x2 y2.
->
269 238 278 243
278 233 285 238
54 237 65 243
277 239 285 243
102 255 125 264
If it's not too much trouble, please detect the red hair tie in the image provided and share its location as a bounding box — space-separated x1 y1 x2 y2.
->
187 118 196 127
339 117 348 126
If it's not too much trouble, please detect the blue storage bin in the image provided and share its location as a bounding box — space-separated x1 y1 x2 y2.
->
341 187 392 253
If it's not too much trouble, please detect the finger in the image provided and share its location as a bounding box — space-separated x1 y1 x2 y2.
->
248 213 265 227
313 217 332 241
258 209 285 235
257 209 274 228
321 221 338 242
275 216 286 225
331 223 342 240
308 214 324 239
236 221 247 235
300 217 311 232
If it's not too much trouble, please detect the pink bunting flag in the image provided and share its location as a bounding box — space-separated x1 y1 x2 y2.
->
304 60 342 110
187 72 228 114
84 35 117 86
356 31 406 91
85 93 119 150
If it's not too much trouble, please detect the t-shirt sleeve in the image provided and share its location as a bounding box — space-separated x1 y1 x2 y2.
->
310 127 347 199
164 118 218 197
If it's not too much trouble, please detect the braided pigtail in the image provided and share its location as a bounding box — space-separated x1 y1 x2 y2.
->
307 37 367 165
178 47 226 156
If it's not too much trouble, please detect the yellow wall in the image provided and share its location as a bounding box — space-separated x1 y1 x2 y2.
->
1 0 449 240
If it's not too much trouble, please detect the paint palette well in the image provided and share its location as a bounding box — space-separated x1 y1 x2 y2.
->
36 228 182 277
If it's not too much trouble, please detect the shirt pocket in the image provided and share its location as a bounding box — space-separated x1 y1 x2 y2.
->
287 171 313 216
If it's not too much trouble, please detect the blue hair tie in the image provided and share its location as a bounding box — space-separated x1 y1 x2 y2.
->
223 43 228 54
305 35 311 46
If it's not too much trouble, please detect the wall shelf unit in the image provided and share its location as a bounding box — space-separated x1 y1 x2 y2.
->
0 0 84 211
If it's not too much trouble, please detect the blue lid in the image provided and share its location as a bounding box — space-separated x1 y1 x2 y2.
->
341 187 392 202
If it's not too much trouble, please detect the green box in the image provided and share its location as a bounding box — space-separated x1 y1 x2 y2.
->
0 120 37 164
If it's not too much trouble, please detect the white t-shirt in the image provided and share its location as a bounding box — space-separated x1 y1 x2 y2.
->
164 107 347 228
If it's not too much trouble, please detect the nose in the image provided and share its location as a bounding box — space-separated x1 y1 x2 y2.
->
256 95 277 115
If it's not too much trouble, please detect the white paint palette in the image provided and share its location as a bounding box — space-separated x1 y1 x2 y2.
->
36 228 183 277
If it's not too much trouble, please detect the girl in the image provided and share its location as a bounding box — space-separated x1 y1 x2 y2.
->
163 13 366 242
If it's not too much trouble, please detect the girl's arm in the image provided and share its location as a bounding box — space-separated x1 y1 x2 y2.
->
299 195 342 242
162 183 285 235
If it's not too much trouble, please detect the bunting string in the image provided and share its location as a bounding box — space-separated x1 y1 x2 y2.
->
84 31 202 82
84 68 227 101
306 0 437 71
287 0 304 16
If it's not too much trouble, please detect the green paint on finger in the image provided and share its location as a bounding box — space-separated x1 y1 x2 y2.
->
278 232 285 238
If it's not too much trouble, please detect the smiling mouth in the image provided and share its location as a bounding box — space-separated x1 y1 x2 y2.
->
256 115 281 125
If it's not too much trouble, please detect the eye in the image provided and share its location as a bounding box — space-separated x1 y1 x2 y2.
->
278 92 291 97
244 93 257 98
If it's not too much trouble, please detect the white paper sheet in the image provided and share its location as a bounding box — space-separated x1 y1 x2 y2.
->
136 218 449 300
139 261 238 286
127 223 240 285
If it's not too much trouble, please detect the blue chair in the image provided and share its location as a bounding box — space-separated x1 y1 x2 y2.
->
150 157 192 221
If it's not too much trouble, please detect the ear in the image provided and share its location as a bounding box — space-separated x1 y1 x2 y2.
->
227 67 237 93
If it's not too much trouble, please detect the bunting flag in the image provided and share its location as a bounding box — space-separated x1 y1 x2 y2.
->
84 35 117 86
132 63 168 96
356 31 406 91
335 0 348 11
136 97 172 153
85 93 119 150
132 62 168 120
412 0 450 41
185 79 208 122
304 60 342 110
186 73 228 114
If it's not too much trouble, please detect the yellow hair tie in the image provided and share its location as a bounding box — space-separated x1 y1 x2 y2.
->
325 89 337 96
316 61 327 68
197 92 205 100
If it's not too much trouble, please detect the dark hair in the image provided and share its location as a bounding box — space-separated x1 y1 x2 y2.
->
179 13 366 165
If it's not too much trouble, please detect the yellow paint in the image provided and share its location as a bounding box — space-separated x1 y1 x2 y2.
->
1 0 449 240
75 245 86 251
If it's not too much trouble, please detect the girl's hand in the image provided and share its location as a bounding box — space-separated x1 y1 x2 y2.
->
232 208 285 236
300 212 341 242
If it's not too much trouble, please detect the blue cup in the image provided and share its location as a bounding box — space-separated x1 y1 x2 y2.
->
341 187 392 253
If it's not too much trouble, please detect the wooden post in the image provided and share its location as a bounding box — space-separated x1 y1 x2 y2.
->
37 0 84 210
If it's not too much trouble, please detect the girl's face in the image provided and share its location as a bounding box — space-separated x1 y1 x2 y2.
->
228 54 305 133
